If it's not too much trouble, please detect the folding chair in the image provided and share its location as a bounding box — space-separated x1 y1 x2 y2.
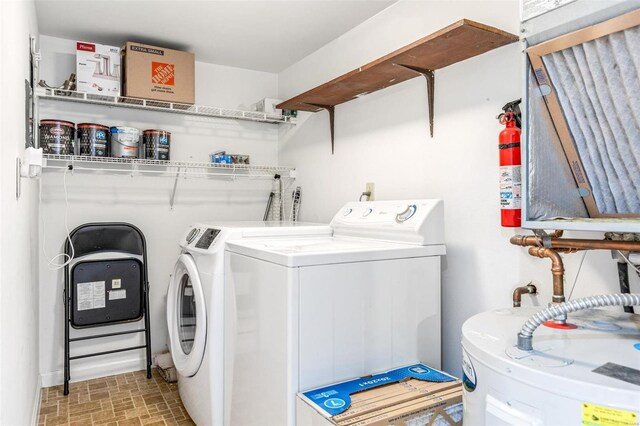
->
63 222 152 395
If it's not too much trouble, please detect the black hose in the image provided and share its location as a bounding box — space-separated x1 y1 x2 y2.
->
263 192 274 221
617 262 635 314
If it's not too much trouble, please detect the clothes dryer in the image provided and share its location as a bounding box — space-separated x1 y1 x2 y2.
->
167 222 330 426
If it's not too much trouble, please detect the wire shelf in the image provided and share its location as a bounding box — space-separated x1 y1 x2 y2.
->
42 154 296 179
36 88 296 125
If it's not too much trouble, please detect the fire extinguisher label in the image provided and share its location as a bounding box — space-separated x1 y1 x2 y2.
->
500 165 521 209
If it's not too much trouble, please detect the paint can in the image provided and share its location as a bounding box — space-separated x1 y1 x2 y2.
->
39 120 75 155
110 127 141 158
143 130 171 161
77 123 109 157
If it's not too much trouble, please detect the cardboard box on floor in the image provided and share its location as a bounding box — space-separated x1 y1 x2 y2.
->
297 364 463 426
121 42 195 104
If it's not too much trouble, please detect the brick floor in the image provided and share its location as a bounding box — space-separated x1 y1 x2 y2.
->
38 370 194 426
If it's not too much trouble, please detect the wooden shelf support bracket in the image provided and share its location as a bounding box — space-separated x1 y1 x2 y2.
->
306 103 336 154
395 64 435 137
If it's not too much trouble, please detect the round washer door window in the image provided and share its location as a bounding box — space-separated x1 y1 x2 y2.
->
167 254 206 377
178 274 196 354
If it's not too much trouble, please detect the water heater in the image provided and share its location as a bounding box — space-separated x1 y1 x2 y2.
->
461 307 640 425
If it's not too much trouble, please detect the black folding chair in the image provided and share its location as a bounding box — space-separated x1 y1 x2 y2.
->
63 222 152 395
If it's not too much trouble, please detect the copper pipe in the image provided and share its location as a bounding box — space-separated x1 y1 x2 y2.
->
547 238 640 251
510 234 542 247
528 247 567 304
511 232 640 321
513 283 537 307
511 234 640 252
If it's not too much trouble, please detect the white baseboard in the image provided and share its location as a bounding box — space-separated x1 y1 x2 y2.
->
31 375 42 426
40 357 147 388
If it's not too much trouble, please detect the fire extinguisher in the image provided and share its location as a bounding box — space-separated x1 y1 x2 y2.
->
499 111 521 227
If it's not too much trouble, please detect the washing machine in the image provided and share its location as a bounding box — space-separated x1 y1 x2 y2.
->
223 200 446 426
462 307 640 425
166 222 331 426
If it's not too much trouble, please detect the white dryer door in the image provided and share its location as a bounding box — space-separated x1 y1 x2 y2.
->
167 254 207 377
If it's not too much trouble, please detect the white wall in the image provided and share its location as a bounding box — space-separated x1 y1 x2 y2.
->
278 0 635 377
38 35 285 386
26 0 640 398
0 0 42 424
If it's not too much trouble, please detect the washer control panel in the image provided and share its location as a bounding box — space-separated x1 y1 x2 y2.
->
330 199 444 245
194 228 221 249
181 227 222 250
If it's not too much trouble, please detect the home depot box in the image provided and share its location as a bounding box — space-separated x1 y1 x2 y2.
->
121 42 195 104
76 41 121 96
297 364 463 426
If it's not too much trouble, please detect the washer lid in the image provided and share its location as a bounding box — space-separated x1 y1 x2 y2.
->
225 236 445 267
167 254 207 377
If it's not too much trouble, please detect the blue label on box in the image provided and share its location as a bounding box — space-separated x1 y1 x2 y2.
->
302 364 456 417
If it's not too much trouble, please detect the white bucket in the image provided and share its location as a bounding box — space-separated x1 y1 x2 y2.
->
110 126 141 158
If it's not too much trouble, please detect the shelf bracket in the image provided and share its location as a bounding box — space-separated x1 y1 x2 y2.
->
395 64 435 137
169 168 181 210
305 103 336 154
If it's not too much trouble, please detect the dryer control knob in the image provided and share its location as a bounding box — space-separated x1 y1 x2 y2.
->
343 208 353 216
186 228 199 244
363 208 373 217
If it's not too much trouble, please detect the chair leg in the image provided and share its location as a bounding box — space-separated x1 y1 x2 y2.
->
144 281 153 379
64 288 70 395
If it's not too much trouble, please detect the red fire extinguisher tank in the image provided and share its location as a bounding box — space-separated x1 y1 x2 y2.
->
499 112 521 227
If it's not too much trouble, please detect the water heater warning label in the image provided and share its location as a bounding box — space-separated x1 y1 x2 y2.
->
461 349 477 392
582 403 637 426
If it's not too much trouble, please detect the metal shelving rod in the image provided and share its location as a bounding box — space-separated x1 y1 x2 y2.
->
41 154 296 179
36 87 296 125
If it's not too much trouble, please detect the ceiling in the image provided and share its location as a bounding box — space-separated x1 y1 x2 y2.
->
34 0 396 73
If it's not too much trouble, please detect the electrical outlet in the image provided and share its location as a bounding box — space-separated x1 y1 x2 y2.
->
365 182 375 201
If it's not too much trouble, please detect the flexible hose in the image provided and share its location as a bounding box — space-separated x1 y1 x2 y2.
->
517 293 640 351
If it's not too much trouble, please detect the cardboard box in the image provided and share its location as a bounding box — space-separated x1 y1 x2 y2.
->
297 364 463 426
121 42 195 104
76 41 121 96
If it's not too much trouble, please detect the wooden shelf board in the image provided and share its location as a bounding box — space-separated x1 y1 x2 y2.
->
278 19 518 112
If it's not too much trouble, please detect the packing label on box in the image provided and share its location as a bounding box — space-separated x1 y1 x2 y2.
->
302 364 456 417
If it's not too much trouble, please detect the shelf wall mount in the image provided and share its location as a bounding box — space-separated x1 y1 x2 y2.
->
305 104 336 153
393 65 435 137
278 19 518 153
